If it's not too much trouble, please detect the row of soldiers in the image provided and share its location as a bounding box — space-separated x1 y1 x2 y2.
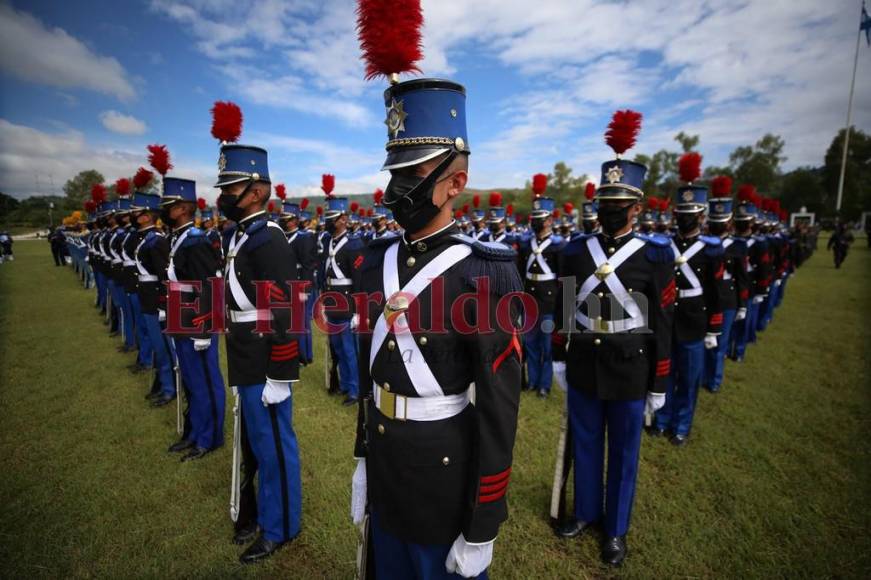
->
52 2 812 575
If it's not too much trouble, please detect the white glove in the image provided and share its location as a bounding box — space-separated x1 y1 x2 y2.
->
752 295 765 304
193 337 211 351
261 378 292 406
351 458 367 526
704 334 718 349
350 314 359 330
645 392 666 416
231 386 238 397
774 279 782 288
735 307 747 321
298 292 309 303
445 534 494 578
158 309 166 322
552 361 568 392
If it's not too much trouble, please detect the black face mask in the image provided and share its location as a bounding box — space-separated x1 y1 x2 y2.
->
160 207 175 228
708 221 728 237
325 220 337 235
597 204 632 236
384 152 456 234
531 219 546 234
676 213 700 234
488 222 502 234
217 181 254 223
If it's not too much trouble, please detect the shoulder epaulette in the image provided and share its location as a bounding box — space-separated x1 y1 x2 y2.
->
562 234 592 256
361 237 398 272
645 237 675 264
246 221 283 252
452 235 521 296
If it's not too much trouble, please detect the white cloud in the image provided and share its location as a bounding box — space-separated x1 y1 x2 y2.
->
0 4 136 101
99 111 148 135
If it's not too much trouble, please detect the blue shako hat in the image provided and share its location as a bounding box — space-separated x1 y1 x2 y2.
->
674 185 708 213
215 144 270 187
281 201 300 218
382 78 469 170
582 201 598 220
116 196 132 214
734 200 757 222
324 197 348 220
161 177 197 205
131 192 162 211
708 198 733 222
597 160 647 200
99 200 115 216
531 197 555 219
201 208 215 220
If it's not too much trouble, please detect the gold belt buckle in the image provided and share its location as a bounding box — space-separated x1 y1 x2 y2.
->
379 387 396 420
384 293 410 326
594 317 610 333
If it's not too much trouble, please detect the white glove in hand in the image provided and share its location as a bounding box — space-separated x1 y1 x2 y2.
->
552 361 568 392
645 392 666 416
350 314 359 330
735 307 747 321
704 334 718 350
231 386 238 397
351 458 367 526
753 295 765 305
261 378 292 406
158 309 166 322
445 534 494 578
193 338 211 351
774 279 782 287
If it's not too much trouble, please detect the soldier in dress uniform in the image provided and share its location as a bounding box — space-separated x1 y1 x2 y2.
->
111 195 137 353
638 197 658 234
702 177 748 392
651 153 725 445
551 110 674 565
655 198 672 236
350 5 523 577
130 185 176 405
470 195 488 241
372 190 397 241
278 191 317 366
154 148 226 462
322 190 365 406
212 101 303 563
728 186 766 362
483 192 513 246
581 183 600 235
520 183 565 398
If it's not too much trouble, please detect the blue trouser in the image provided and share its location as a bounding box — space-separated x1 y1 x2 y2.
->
239 383 302 543
774 275 787 307
142 313 175 398
747 298 761 343
328 317 359 399
302 290 315 363
568 388 645 538
95 271 106 308
704 308 736 391
175 337 225 450
128 293 152 366
655 339 704 437
524 313 554 392
108 279 123 331
757 290 775 332
371 511 487 580
766 281 781 321
111 282 135 347
729 309 749 360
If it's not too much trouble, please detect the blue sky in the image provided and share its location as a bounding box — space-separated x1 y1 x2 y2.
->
1 0 869 202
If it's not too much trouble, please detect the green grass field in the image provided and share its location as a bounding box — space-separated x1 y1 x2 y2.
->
1 238 869 579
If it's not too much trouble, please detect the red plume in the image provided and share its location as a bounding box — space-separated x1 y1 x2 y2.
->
737 184 755 202
489 192 502 207
563 202 574 214
197 198 207 211
321 174 335 196
552 209 561 219
585 182 596 200
532 173 548 196
506 204 514 217
91 184 106 203
454 209 463 220
659 198 670 212
84 200 96 213
301 198 310 210
267 201 276 213
605 110 642 155
373 188 384 205
351 201 360 213
358 208 366 217
472 194 480 208
210 101 243 143
133 167 153 190
275 184 287 200
147 144 172 176
357 0 423 80
711 175 733 198
678 152 702 183
462 203 470 214
316 206 323 216
114 178 131 197
647 197 659 210
367 208 374 217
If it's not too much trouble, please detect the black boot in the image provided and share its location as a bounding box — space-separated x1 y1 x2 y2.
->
180 447 210 462
168 439 194 453
233 523 259 546
601 535 627 566
555 518 594 538
239 533 287 564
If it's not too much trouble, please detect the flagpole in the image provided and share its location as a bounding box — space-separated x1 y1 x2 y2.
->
835 1 865 214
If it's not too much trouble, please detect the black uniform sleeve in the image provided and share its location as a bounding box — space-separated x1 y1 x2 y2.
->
179 238 220 340
251 228 300 382
646 246 675 393
733 247 750 308
704 247 725 335
296 234 318 287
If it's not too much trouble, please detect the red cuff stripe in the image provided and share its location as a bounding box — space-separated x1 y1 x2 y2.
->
271 342 298 353
480 467 511 485
656 359 671 377
354 255 364 269
192 313 210 325
739 289 749 300
479 488 508 503
480 479 510 495
271 353 297 362
660 279 676 308
710 314 723 325
492 330 522 373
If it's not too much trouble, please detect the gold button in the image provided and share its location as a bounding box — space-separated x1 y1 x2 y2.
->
387 340 396 351
639 348 644 353
608 247 615 254
594 338 602 345
442 456 450 466
416 242 427 252
419 336 427 346
406 256 416 267
597 292 604 298
383 382 390 392
377 424 385 434
627 288 633 292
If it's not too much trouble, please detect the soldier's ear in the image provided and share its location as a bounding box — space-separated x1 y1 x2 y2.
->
446 170 467 199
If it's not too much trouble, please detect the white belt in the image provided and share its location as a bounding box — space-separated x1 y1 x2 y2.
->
229 309 275 323
575 312 646 333
328 278 352 286
111 259 122 264
526 272 556 282
139 275 158 282
374 384 470 422
169 283 195 293
678 288 703 298
123 260 135 266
